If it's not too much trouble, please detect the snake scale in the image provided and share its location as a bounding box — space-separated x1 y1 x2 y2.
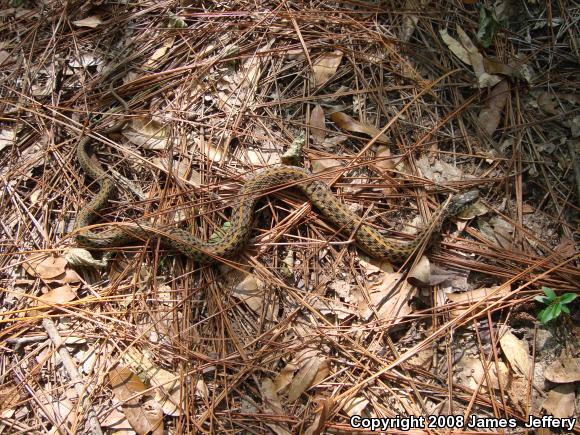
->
74 129 479 264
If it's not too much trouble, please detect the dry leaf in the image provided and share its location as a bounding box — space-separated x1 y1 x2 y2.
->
38 285 76 305
311 158 343 175
373 145 394 171
499 330 531 379
456 25 501 88
287 356 321 403
72 16 103 28
260 378 284 415
310 105 326 144
121 348 182 416
542 384 576 418
478 80 509 136
274 362 298 393
144 36 175 69
124 118 168 150
439 28 470 64
342 396 369 417
108 366 164 435
407 256 433 287
416 156 465 183
447 286 510 319
0 129 15 152
22 253 67 279
543 357 580 383
456 356 509 390
312 50 343 86
359 272 415 322
330 112 389 143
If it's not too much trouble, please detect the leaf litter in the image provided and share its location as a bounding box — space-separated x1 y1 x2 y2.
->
1 1 578 433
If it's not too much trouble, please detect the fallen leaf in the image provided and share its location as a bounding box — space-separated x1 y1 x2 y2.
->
456 356 509 390
447 286 510 319
478 80 509 136
144 36 175 69
124 118 168 150
108 366 164 435
407 256 434 287
22 253 67 280
439 28 471 64
310 105 326 144
542 384 575 418
499 330 531 379
261 378 284 415
543 357 580 383
359 272 415 322
373 145 394 171
274 362 298 393
0 129 15 152
311 158 343 175
330 112 389 143
342 396 369 417
312 50 343 86
287 356 322 402
456 25 501 88
38 285 76 305
72 16 102 28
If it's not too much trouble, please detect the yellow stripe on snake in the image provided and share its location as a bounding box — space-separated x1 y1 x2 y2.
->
75 131 479 264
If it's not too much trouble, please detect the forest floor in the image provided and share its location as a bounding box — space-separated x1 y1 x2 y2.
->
0 1 578 434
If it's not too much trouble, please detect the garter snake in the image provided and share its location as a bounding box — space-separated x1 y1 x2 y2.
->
74 129 479 264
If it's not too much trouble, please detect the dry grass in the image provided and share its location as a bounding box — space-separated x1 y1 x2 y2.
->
0 1 578 434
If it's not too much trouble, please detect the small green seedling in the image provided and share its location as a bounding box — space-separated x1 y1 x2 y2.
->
534 287 577 324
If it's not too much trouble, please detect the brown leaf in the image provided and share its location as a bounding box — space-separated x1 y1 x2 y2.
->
456 356 509 390
311 158 343 175
274 362 298 393
260 378 284 415
124 118 168 150
330 112 389 143
22 253 67 280
72 16 102 28
407 256 434 287
542 384 576 418
312 50 343 86
373 145 394 172
477 80 510 136
360 272 415 322
287 356 321 403
310 105 326 144
544 357 580 383
499 330 531 379
38 285 76 305
108 366 164 435
447 286 510 319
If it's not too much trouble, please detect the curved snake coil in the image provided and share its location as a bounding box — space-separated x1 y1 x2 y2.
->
74 131 479 264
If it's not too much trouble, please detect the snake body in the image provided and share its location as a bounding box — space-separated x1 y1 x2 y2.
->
75 133 479 264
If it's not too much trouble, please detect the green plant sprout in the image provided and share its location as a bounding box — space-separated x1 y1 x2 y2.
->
534 287 577 324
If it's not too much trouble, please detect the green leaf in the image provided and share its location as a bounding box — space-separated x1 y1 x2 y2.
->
534 295 550 305
476 7 501 48
561 305 570 314
542 287 556 300
560 293 577 304
538 307 550 324
209 221 232 243
553 303 562 319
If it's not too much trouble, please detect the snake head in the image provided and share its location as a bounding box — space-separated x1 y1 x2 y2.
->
448 190 480 216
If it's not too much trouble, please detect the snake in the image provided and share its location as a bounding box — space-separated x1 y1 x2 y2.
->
74 128 479 264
